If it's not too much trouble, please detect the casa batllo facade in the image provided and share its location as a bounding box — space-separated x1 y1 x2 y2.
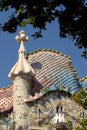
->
0 31 87 130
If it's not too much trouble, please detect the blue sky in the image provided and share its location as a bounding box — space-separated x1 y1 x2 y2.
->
0 19 87 88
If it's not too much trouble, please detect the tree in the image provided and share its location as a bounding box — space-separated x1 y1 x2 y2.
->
0 0 87 58
72 89 87 109
75 119 87 130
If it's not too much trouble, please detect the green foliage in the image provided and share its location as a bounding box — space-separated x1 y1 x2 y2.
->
66 117 87 130
84 98 87 109
72 89 87 109
66 119 73 130
43 87 51 93
0 0 87 58
56 85 62 91
75 128 82 130
75 119 87 130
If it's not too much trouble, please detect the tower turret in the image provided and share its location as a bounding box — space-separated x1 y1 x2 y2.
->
8 30 35 130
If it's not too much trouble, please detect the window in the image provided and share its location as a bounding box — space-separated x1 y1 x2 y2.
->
56 106 63 113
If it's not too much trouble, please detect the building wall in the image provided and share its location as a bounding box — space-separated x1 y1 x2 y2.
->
0 91 86 130
28 91 86 130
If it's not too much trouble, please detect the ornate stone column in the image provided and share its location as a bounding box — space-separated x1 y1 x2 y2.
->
8 30 35 130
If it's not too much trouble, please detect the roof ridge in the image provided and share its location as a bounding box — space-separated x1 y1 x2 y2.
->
26 49 71 60
79 76 87 82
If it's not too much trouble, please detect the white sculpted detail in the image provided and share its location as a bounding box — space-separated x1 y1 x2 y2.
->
52 112 66 124
8 30 35 79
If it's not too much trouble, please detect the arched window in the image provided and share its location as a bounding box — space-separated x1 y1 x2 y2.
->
56 105 63 113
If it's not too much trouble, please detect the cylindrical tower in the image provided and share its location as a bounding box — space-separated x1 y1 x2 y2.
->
8 30 35 130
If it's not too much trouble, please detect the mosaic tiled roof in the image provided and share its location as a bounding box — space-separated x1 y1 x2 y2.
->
28 49 80 95
0 84 13 112
0 49 85 112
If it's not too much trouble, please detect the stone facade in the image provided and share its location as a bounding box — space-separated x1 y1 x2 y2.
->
13 76 31 129
1 91 86 130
